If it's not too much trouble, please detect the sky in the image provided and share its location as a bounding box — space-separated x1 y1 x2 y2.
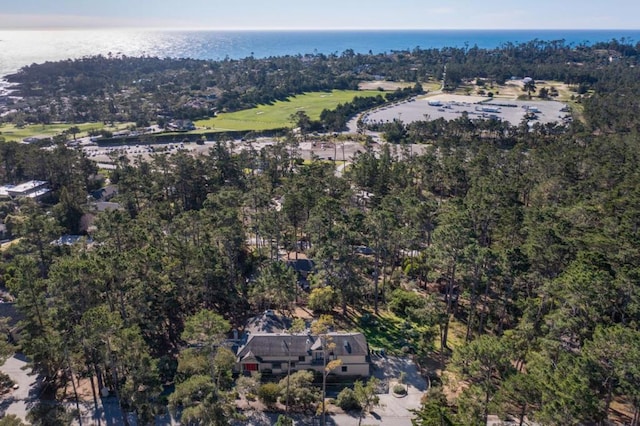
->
0 0 638 30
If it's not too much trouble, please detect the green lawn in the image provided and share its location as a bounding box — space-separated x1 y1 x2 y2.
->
195 90 381 132
354 310 429 355
0 122 133 142
0 90 381 140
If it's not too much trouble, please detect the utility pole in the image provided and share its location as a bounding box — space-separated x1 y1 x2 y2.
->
285 318 305 416
283 337 291 414
312 316 341 426
321 334 328 426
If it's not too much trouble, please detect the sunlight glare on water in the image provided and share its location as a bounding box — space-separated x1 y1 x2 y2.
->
0 30 222 78
1 28 639 83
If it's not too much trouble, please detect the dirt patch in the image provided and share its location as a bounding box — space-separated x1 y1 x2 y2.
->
477 80 575 102
610 397 635 425
494 81 524 98
60 376 99 402
281 251 308 261
291 306 314 320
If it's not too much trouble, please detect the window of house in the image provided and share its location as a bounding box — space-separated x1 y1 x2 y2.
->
272 362 283 369
298 356 305 362
341 366 348 372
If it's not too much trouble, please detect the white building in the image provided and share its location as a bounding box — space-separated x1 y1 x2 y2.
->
0 180 51 200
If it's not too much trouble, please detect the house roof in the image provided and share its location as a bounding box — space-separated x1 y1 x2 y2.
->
244 311 292 334
9 180 47 194
51 235 94 246
90 185 118 201
237 334 313 360
286 259 315 273
326 333 369 356
0 180 50 199
237 332 369 360
92 201 122 212
241 350 260 362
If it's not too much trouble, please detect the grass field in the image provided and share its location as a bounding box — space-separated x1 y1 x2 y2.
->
352 309 430 355
422 81 442 92
358 81 415 91
0 122 133 142
358 80 441 93
1 90 383 140
195 90 381 132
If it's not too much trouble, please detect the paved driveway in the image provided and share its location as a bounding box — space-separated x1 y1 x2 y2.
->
0 353 42 422
303 355 428 426
338 355 426 426
232 356 427 426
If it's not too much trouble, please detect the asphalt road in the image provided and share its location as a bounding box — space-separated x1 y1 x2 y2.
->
0 353 42 422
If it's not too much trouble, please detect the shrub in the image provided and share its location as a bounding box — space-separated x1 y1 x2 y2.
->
393 384 407 395
336 387 361 411
0 372 15 393
308 286 337 313
278 370 319 410
388 288 424 317
258 382 281 408
275 415 293 426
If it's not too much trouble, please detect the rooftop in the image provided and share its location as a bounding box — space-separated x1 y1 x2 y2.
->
244 310 293 334
237 332 369 359
9 180 47 194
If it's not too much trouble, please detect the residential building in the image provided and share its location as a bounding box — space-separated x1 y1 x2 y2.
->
236 331 370 377
51 235 94 246
0 180 51 200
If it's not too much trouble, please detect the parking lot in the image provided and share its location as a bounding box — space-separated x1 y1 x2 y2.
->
363 94 570 126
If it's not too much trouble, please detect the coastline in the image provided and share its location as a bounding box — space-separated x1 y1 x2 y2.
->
0 81 12 97
1 28 640 82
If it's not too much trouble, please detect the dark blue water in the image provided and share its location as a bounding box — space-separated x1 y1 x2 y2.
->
1 29 639 79
116 29 640 61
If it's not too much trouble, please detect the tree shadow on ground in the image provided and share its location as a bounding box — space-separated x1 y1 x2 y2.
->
371 356 428 392
0 394 17 417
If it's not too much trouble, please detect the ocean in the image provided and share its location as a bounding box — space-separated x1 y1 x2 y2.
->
1 29 639 81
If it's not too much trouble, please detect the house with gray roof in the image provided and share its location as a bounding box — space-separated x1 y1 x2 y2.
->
236 331 370 377
244 310 292 334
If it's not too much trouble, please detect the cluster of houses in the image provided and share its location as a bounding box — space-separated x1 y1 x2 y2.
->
0 176 372 380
